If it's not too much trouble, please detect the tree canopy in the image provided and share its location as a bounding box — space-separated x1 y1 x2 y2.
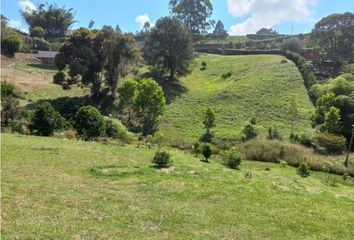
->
311 12 354 62
256 28 278 35
21 3 76 40
169 0 214 36
143 16 193 81
213 20 228 38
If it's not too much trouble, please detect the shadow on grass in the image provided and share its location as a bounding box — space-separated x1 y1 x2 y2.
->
25 64 57 71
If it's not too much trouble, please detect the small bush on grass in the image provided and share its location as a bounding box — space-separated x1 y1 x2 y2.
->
152 150 172 168
202 144 212 162
200 61 207 70
224 150 242 169
1 81 15 98
241 123 258 141
221 70 232 79
192 142 201 157
314 132 346 155
1 35 22 56
75 106 105 140
297 162 310 178
30 101 66 136
268 126 282 140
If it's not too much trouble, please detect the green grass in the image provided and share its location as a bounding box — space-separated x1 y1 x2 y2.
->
20 85 88 107
2 133 354 239
159 54 315 144
16 63 58 72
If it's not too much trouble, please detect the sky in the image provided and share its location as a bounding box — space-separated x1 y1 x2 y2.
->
1 0 353 35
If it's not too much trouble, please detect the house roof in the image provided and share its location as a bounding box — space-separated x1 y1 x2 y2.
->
32 51 59 59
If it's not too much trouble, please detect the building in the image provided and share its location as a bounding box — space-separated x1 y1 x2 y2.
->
31 50 58 65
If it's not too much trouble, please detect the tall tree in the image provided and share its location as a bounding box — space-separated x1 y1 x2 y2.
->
169 0 214 36
55 27 139 101
311 12 354 62
21 3 76 40
88 20 95 29
141 21 151 33
143 17 193 81
213 20 228 38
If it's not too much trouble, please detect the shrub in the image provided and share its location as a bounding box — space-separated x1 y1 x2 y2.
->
222 70 232 79
192 142 201 157
200 131 213 143
1 81 15 98
280 59 288 64
224 150 242 169
200 61 207 70
104 117 132 143
241 123 258 141
297 162 310 177
267 126 281 140
1 96 22 129
280 37 304 53
299 133 312 147
152 150 172 168
202 144 212 162
30 26 44 38
314 132 346 154
30 101 66 136
1 35 22 56
75 106 105 140
53 72 65 85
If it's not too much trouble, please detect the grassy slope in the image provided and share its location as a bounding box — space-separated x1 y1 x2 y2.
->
159 54 315 144
2 134 354 239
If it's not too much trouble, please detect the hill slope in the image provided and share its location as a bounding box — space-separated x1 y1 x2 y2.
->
159 54 315 144
2 134 354 239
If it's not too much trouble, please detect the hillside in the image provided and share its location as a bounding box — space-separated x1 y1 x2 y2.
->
2 134 354 239
159 54 315 144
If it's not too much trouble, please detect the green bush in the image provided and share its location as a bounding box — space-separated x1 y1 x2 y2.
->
267 126 281 140
1 96 22 129
30 101 66 136
200 61 207 70
75 106 105 140
1 35 22 56
104 117 132 143
1 81 15 98
221 70 232 79
284 51 317 90
30 26 44 38
314 132 346 154
224 150 242 169
297 162 310 177
53 72 65 85
152 150 172 168
192 142 201 157
202 144 212 162
241 123 258 141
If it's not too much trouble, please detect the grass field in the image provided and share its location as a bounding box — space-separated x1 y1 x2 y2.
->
1 134 354 239
159 54 315 144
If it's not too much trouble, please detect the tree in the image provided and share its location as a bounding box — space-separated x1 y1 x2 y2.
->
289 96 298 136
75 105 105 140
21 3 76 40
30 101 65 136
30 26 44 38
88 20 95 29
98 26 140 99
201 108 215 142
213 20 228 38
280 37 304 53
256 28 278 35
143 17 193 81
202 144 212 162
169 0 214 36
323 107 343 135
55 27 139 101
115 24 122 33
134 79 166 136
118 79 138 125
1 35 22 56
311 92 337 127
141 21 151 33
311 12 354 62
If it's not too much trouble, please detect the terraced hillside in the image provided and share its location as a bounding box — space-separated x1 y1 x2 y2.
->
1 134 354 239
159 54 315 144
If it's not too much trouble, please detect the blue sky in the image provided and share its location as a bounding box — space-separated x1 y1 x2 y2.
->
1 0 353 35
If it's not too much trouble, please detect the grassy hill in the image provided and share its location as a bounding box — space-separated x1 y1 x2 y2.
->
159 54 315 145
1 133 354 239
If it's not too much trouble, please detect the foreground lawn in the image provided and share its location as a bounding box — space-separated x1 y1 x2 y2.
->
1 134 354 239
159 54 315 144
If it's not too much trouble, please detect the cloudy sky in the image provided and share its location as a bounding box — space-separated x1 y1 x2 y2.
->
1 0 353 35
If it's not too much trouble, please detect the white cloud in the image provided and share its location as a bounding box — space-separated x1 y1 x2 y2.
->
19 0 36 12
7 19 21 30
227 0 317 35
135 13 150 28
